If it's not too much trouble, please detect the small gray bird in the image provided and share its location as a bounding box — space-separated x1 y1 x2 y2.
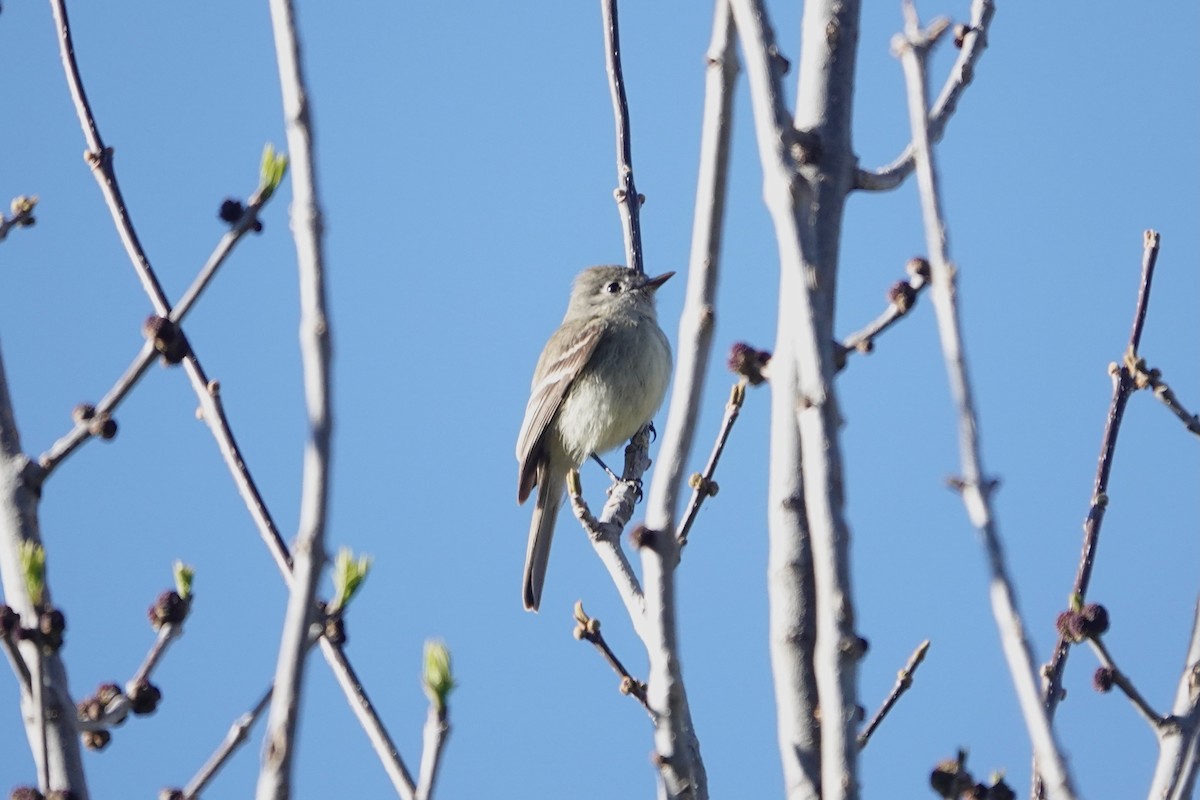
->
516 265 673 611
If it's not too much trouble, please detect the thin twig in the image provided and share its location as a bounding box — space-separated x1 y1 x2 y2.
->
837 258 930 370
599 0 644 275
677 381 744 547
0 196 38 241
893 5 1077 798
1040 232 1162 725
1088 637 1168 731
37 157 274 476
128 623 184 689
45 0 410 794
183 687 273 799
1 627 32 691
573 601 652 714
857 639 930 749
596 3 706 793
49 0 172 316
184 367 415 795
1129 359 1200 436
857 0 994 191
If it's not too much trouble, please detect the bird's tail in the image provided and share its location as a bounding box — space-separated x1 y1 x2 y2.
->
523 471 564 612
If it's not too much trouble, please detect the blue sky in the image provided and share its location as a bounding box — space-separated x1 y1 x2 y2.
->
1 1 1197 798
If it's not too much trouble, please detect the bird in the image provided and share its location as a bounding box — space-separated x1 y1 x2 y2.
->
516 265 673 611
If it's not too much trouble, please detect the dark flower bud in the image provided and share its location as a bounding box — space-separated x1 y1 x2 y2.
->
82 729 111 751
906 257 932 281
728 342 772 386
10 788 44 800
38 608 66 651
78 696 103 722
72 404 96 424
0 604 17 637
1079 603 1110 638
888 280 917 313
87 412 118 441
142 316 189 365
147 591 188 631
1093 667 1116 693
323 613 346 645
1055 610 1080 641
128 680 162 715
218 199 245 224
96 683 123 707
989 777 1016 800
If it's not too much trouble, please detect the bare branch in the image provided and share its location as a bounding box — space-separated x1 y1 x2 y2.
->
599 0 645 275
0 195 38 241
857 640 930 749
1148 601 1200 799
573 601 652 714
1127 357 1200 437
0 352 88 796
677 380 745 548
892 5 1076 798
128 622 185 690
49 0 172 316
38 190 274 474
635 524 705 798
1087 637 1168 731
857 0 995 191
257 0 334 795
1041 232 1163 728
732 0 863 795
837 258 931 369
649 0 736 552
568 441 649 635
181 688 272 799
414 706 450 800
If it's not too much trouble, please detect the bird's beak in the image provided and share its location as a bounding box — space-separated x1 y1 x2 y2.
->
644 271 675 291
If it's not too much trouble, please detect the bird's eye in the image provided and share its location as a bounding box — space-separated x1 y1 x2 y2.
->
605 281 622 294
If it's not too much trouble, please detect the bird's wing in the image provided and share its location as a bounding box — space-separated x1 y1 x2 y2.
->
516 319 606 503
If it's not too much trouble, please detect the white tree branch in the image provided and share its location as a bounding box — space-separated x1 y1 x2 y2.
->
857 0 995 191
893 6 1075 798
1147 601 1200 800
0 349 89 797
731 0 863 796
257 0 334 796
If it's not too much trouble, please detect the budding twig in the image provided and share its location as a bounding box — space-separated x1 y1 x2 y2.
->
677 381 745 547
858 640 931 749
837 258 931 370
1088 636 1169 731
1041 231 1164 728
573 601 652 715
